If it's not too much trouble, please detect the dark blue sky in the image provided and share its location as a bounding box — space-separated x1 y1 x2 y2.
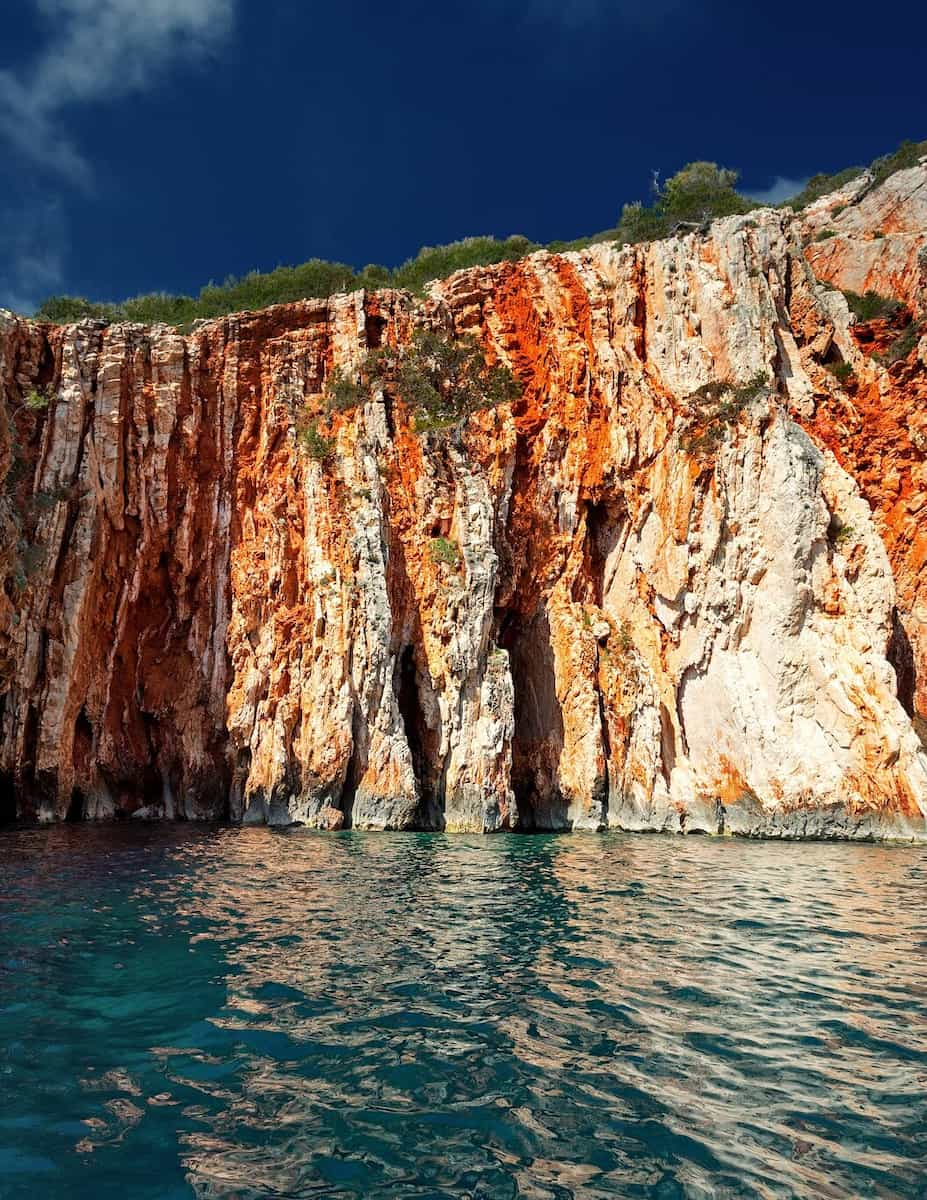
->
1 0 925 312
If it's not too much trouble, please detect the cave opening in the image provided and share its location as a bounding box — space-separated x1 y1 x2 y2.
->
396 644 441 826
888 608 916 717
397 645 427 789
0 772 15 824
72 708 93 776
496 606 567 830
576 497 625 607
65 789 85 823
365 313 387 350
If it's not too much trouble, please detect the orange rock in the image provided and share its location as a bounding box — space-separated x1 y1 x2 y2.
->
1 163 926 838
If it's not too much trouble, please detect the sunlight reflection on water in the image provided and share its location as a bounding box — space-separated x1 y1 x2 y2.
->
1 827 925 1198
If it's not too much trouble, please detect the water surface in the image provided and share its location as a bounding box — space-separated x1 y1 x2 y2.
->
1 827 925 1198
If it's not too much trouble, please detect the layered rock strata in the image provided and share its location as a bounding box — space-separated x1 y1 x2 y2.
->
2 163 926 837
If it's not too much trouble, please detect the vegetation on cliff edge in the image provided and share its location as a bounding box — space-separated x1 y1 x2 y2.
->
28 139 927 329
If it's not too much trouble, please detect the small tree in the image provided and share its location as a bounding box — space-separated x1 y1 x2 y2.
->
356 263 392 289
658 162 748 228
678 374 768 456
616 201 668 245
614 161 753 246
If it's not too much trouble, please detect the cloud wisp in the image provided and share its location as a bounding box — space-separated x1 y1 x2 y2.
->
0 0 236 184
745 175 810 205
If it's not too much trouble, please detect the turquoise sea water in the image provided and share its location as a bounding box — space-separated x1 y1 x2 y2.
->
0 827 925 1199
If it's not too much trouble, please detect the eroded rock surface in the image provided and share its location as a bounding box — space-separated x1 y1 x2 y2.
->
2 163 926 837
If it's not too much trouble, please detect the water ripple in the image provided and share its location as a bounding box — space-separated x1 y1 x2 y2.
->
1 827 925 1198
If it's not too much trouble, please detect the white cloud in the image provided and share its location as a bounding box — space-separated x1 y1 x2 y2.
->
0 0 235 183
744 175 810 206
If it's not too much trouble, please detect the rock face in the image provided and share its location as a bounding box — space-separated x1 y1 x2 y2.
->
2 162 927 837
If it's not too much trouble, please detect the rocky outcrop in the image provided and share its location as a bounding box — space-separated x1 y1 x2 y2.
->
2 163 927 837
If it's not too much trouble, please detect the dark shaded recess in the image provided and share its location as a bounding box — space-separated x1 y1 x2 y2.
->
230 746 253 820
0 772 15 824
659 703 676 788
888 608 916 717
21 705 39 791
340 756 358 830
496 606 568 830
396 644 440 825
186 748 232 821
66 789 84 822
138 710 168 810
365 313 387 350
72 707 93 775
397 646 425 784
573 497 625 607
822 342 850 370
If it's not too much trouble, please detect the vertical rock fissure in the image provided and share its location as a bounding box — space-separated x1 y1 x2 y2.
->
497 606 566 830
888 608 917 717
65 788 84 822
395 644 434 827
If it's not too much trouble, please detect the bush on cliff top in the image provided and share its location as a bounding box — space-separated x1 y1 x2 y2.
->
30 140 926 328
787 167 866 211
785 138 927 211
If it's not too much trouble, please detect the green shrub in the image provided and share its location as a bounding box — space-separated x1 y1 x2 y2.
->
828 515 856 549
548 228 621 254
614 201 668 245
784 139 927 212
428 537 460 568
324 366 368 413
659 161 752 227
398 330 521 431
24 389 49 410
32 295 119 323
391 235 538 294
679 374 767 455
322 330 520 433
298 419 335 462
28 141 927 327
825 360 855 383
613 163 755 246
787 167 865 211
869 139 927 187
879 320 923 365
355 263 392 289
815 228 837 242
842 290 902 322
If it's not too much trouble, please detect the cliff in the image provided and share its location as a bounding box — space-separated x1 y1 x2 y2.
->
2 162 927 837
